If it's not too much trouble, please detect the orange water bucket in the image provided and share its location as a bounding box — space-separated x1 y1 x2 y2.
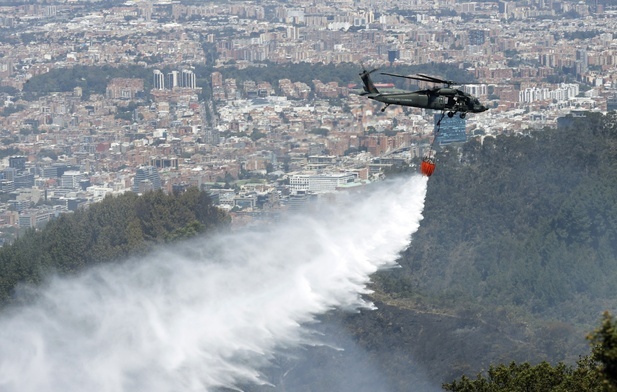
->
420 157 436 177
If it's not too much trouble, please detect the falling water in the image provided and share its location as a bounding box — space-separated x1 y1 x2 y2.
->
0 175 427 392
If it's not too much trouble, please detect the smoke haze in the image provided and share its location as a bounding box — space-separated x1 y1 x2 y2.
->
0 175 427 392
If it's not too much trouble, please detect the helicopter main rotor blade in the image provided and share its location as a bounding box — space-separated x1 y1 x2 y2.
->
416 73 460 86
380 72 439 83
381 72 463 86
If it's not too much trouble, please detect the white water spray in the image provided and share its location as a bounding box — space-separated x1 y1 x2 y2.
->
0 175 427 392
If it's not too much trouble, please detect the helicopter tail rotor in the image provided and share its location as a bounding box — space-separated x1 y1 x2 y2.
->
360 62 380 76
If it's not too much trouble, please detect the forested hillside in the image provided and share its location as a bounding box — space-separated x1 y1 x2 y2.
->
2 109 617 389
365 110 617 374
237 112 617 392
395 111 617 326
0 188 229 306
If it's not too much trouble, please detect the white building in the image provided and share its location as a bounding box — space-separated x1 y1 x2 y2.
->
153 69 165 90
181 69 196 89
61 171 83 189
289 172 356 193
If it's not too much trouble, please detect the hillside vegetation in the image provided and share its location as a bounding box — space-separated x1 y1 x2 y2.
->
2 104 617 389
444 311 617 391
0 188 229 306
238 112 617 392
392 111 617 328
357 111 617 378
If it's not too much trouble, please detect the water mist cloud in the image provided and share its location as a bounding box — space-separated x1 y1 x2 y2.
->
0 175 427 392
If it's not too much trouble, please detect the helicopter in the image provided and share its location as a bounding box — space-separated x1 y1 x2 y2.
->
359 67 488 118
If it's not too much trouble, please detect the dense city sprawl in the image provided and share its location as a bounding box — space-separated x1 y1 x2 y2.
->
0 0 615 241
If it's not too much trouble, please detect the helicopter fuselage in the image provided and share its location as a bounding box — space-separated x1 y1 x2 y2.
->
365 88 486 114
359 69 489 116
368 91 448 111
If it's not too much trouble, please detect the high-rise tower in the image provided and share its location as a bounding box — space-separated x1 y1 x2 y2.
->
153 70 165 90
181 69 196 89
133 166 162 193
435 114 467 145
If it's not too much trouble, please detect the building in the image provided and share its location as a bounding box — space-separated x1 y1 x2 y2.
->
435 114 467 145
204 127 220 145
388 49 400 65
0 180 14 193
61 170 83 189
41 166 59 179
607 95 617 112
3 168 14 181
14 173 34 189
576 48 589 76
181 69 196 89
18 208 56 229
234 193 257 209
150 157 179 169
132 166 162 193
106 78 145 99
67 198 88 211
286 190 317 211
469 29 487 46
9 156 26 170
498 1 509 16
167 70 180 89
153 70 165 90
289 172 356 193
557 110 590 129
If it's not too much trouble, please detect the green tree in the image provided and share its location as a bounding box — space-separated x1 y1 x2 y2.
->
309 128 329 137
589 312 617 391
443 360 602 392
0 188 229 308
443 313 617 391
250 129 267 141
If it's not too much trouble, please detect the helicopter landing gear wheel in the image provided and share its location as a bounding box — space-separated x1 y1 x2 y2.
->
447 111 454 118
460 113 466 119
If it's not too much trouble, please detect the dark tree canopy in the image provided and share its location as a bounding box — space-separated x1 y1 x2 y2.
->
445 312 617 391
0 188 229 307
383 111 617 324
359 111 617 387
589 312 617 391
22 64 154 100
